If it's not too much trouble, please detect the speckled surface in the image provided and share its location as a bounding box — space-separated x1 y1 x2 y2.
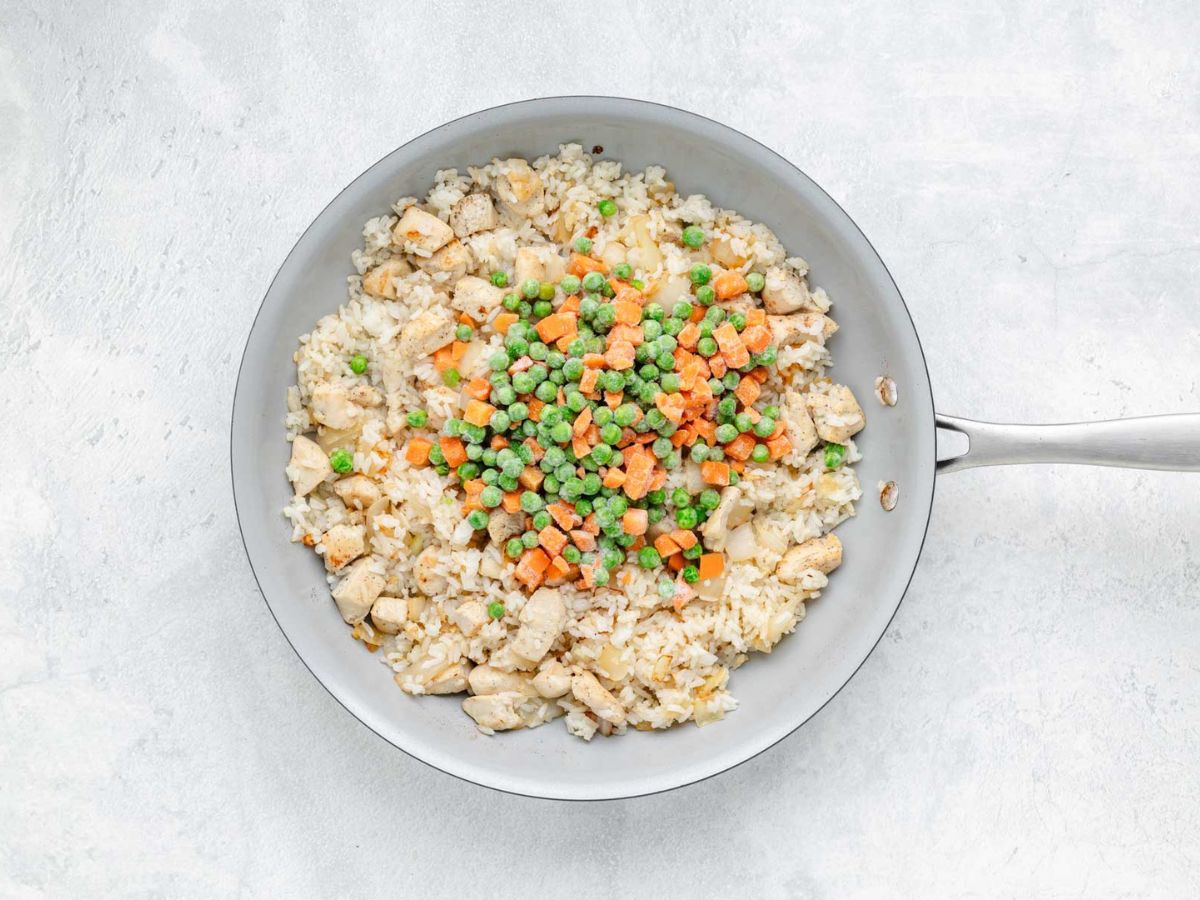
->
3 2 1198 896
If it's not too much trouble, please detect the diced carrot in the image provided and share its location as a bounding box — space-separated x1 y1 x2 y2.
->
572 435 590 459
671 530 698 550
648 467 667 491
700 460 731 486
689 305 706 323
608 323 644 346
654 534 681 557
604 340 635 370
622 508 648 535
547 555 571 580
494 312 519 335
725 432 756 461
573 405 593 437
538 525 568 557
768 419 787 440
713 322 743 355
698 553 724 580
508 356 533 374
546 501 579 532
463 377 490 401
745 308 766 327
734 377 761 406
604 391 623 409
586 424 600 444
730 460 745 474
555 333 575 352
438 436 467 467
629 535 646 552
679 359 705 391
654 392 686 424
451 341 467 363
741 325 771 354
613 300 642 326
677 322 701 351
527 398 545 421
490 434 509 450
432 345 454 372
458 313 477 326
583 512 600 535
518 467 544 491
613 283 643 305
693 419 717 445
602 467 627 489
536 313 574 343
750 366 769 383
515 548 550 589
624 449 655 499
713 271 749 301
583 352 606 369
570 529 597 552
405 437 432 466
560 295 581 314
566 253 606 277
501 491 522 513
670 428 690 448
463 399 496 428
766 435 792 460
668 554 685 571
461 498 482 514
579 368 600 394
462 478 485 495
709 354 727 378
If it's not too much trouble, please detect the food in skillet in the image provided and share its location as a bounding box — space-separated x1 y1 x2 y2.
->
284 145 865 738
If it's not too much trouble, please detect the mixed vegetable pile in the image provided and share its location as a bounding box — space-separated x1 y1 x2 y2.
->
394 214 805 598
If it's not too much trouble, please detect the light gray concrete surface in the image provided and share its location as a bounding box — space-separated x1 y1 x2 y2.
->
2 1 1198 896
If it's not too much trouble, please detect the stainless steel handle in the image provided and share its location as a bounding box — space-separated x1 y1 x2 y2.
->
936 414 1200 474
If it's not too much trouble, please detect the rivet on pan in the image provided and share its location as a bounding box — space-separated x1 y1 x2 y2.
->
874 376 898 407
878 480 899 512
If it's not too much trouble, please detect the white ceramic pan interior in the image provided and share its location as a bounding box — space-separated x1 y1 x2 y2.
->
232 98 1198 800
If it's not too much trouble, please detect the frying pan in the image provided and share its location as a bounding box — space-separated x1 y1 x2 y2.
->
231 97 1200 800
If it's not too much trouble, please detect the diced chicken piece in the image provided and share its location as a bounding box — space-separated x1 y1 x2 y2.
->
570 670 626 726
486 509 525 545
493 159 545 219
462 693 525 731
333 474 381 510
468 665 533 696
369 596 408 633
776 534 843 582
762 265 820 314
412 546 447 596
348 384 383 407
513 247 545 287
805 384 866 444
448 599 490 637
768 312 838 348
449 192 498 238
699 486 753 552
321 523 366 571
779 390 820 457
531 660 572 698
330 558 386 624
423 662 470 695
286 435 331 496
361 258 411 298
450 275 505 321
309 384 361 429
418 239 472 283
397 308 455 361
510 587 567 663
391 206 454 255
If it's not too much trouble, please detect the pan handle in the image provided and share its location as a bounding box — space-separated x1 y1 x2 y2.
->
935 414 1200 474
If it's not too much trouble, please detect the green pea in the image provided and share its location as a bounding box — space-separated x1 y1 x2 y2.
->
428 444 446 466
613 262 632 280
491 271 509 288
609 495 629 516
660 373 680 393
593 304 616 330
651 437 673 458
675 506 699 529
753 416 776 438
681 565 700 584
505 538 523 559
593 406 614 426
521 530 539 549
565 392 587 413
716 423 738 443
599 422 622 445
562 359 583 382
695 284 716 306
489 352 509 372
698 320 714 338
696 337 717 357
550 421 571 443
640 320 663 342
574 236 594 254
562 545 582 564
329 448 353 474
592 566 611 586
534 380 557 402
518 301 533 318
681 225 705 248
508 402 529 423
536 285 554 305
637 546 661 569
502 292 521 311
630 279 644 290
751 444 770 463
466 509 489 529
705 306 725 324
728 470 740 485
442 368 461 387
757 345 778 366
729 313 746 331
457 461 480 480
597 199 617 217
735 413 753 432
614 404 638 427
581 271 605 293
349 354 368 374
489 410 510 433
532 510 552 531
656 352 675 371
406 410 428 427
698 489 721 511
718 396 737 418
688 443 709 463
689 263 712 285
642 302 664 322
745 272 765 292
707 446 725 462
520 278 539 299
662 317 683 337
575 498 594 516
824 442 847 469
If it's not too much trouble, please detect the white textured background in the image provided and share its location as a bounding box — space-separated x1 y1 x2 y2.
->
3 2 1198 897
